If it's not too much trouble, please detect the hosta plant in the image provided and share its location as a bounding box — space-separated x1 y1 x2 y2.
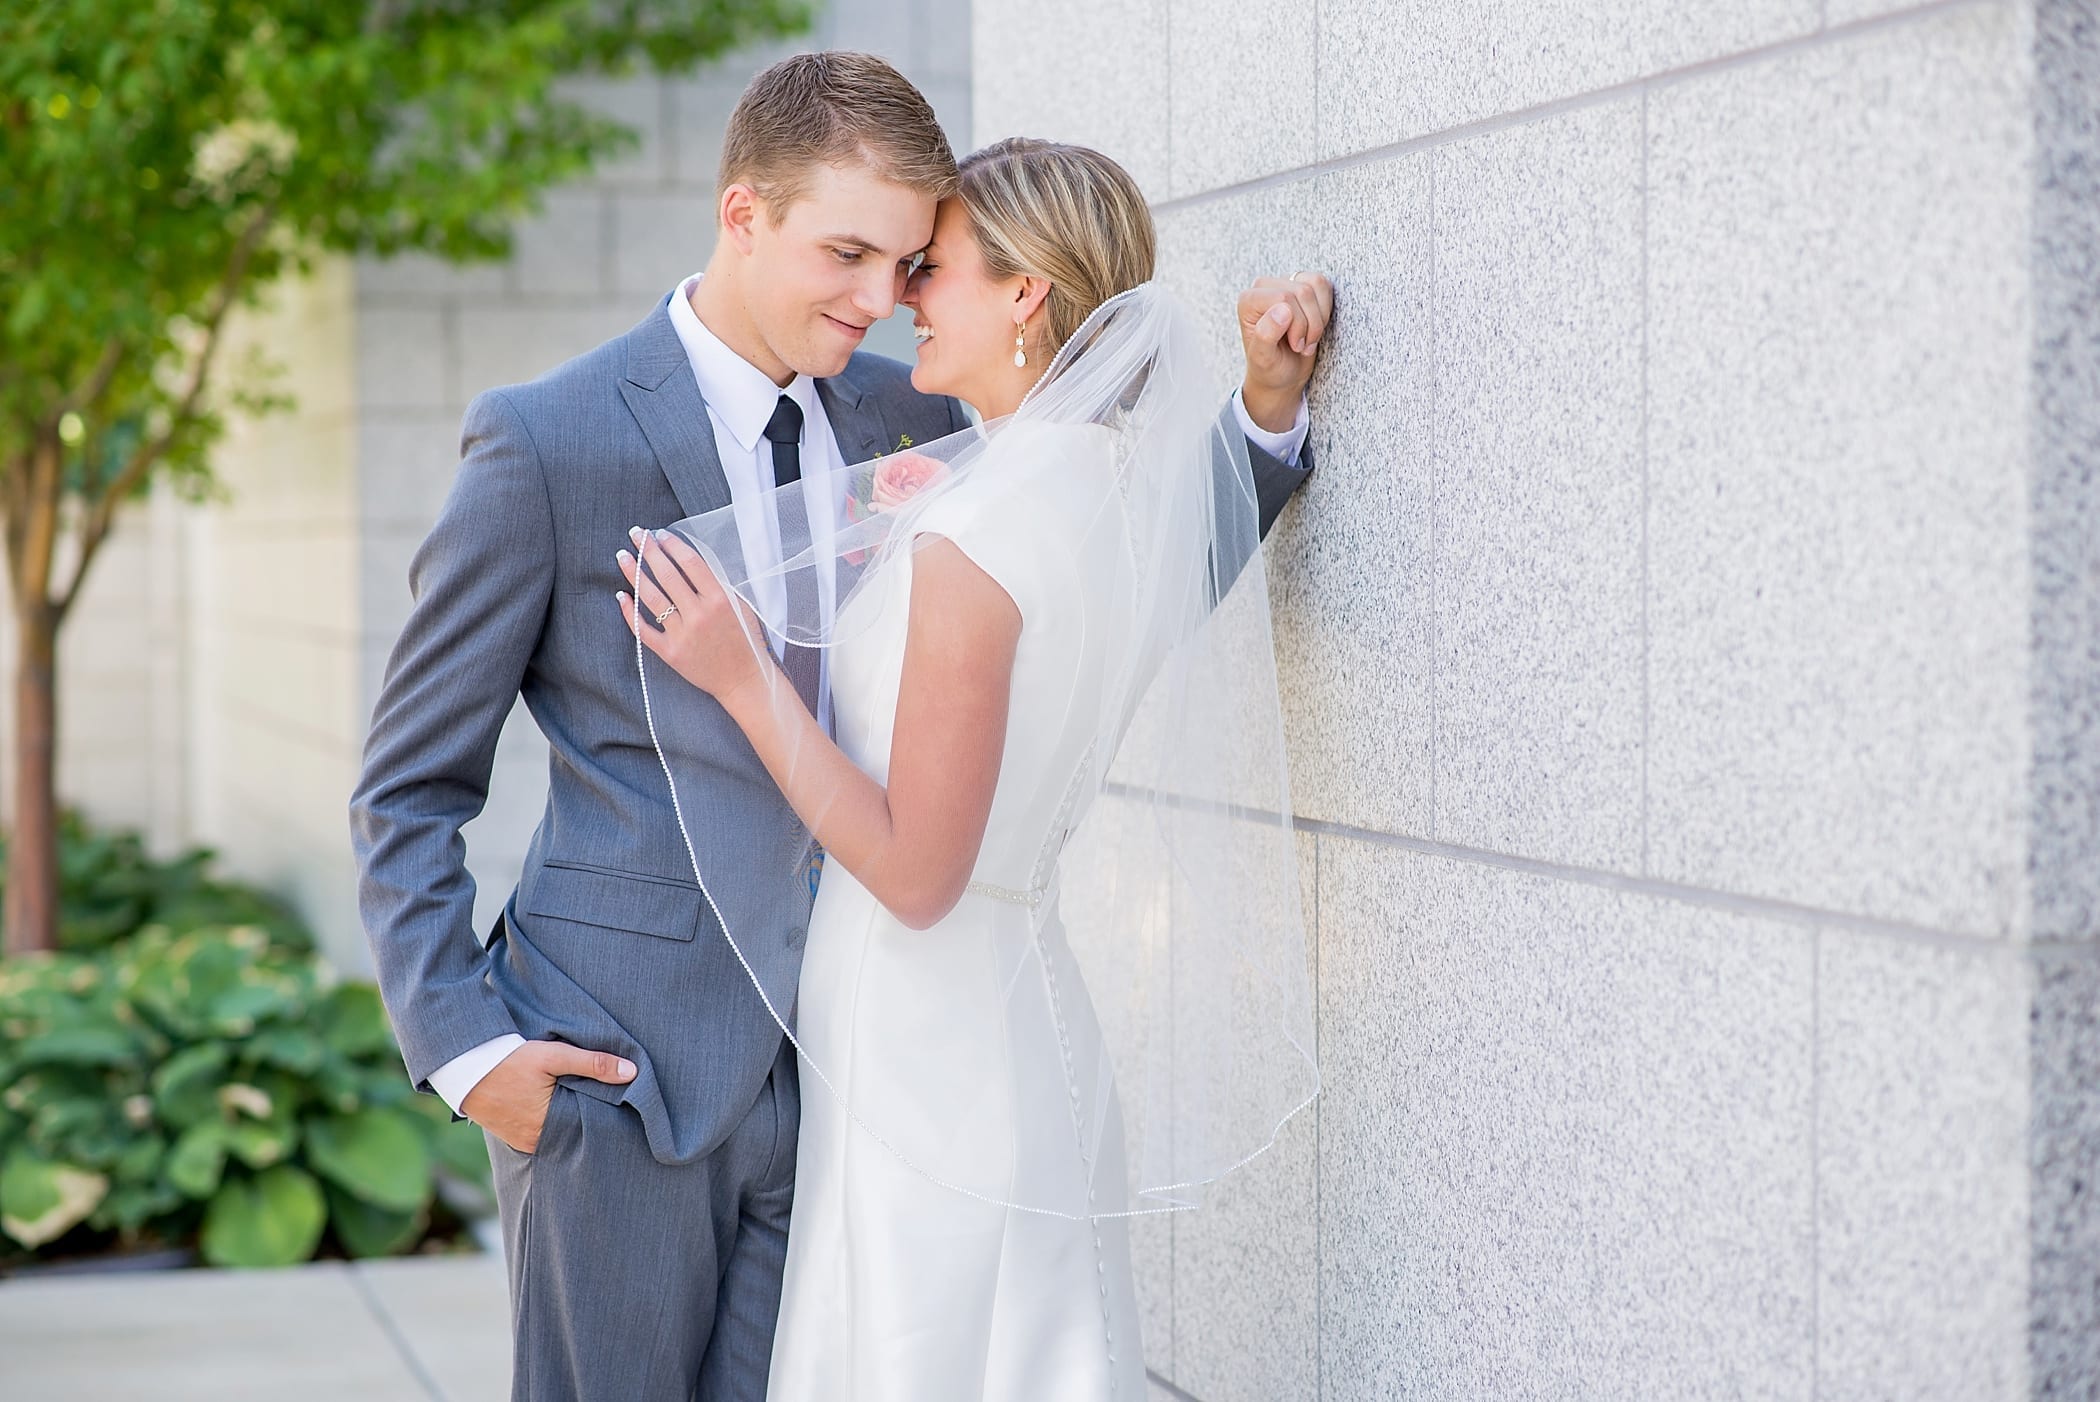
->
0 922 490 1268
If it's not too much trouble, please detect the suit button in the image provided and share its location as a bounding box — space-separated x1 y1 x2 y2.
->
786 925 807 950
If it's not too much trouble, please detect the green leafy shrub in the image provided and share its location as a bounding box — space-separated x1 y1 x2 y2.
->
0 823 491 1270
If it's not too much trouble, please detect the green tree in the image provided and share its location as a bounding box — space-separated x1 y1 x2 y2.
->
0 0 809 955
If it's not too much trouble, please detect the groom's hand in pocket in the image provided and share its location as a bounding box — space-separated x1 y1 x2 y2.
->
1238 272 1335 433
462 1041 638 1154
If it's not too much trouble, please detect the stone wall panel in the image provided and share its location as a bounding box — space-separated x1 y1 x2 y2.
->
1646 5 2032 934
1316 839 1816 1400
1430 100 1646 870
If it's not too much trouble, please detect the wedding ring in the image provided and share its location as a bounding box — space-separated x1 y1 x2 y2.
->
655 605 678 625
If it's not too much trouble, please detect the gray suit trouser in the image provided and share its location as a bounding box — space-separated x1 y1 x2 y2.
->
486 1038 800 1402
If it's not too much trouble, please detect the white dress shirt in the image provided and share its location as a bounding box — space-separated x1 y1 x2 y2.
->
665 271 851 738
1243 392 1309 467
428 276 1307 1116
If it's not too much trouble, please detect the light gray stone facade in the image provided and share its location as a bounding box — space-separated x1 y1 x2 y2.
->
976 0 2100 1395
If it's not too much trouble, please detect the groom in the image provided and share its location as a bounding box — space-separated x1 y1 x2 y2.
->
351 50 1330 1402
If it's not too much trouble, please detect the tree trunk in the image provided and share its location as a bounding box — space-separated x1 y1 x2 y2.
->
6 601 59 956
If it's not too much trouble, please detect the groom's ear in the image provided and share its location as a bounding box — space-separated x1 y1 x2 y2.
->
719 183 764 253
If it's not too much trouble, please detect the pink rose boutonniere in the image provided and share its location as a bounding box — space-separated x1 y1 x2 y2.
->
841 437 946 566
869 450 946 513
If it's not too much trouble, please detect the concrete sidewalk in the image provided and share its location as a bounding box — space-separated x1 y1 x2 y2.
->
0 1253 510 1401
0 1251 1198 1400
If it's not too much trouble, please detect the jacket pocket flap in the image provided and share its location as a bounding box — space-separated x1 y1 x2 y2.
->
523 861 701 942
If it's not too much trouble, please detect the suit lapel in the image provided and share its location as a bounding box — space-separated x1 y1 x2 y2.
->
622 301 896 520
619 302 732 522
818 363 889 468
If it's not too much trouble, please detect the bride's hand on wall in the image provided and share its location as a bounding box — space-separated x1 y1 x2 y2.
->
616 527 775 706
1237 272 1334 433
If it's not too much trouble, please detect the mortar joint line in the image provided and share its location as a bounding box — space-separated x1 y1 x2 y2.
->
1427 157 1439 841
1638 86 1652 881
1149 0 1988 217
1311 830 1324 1402
1810 923 1822 1402
1293 813 2063 952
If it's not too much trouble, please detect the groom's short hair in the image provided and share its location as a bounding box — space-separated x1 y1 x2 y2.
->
720 52 958 217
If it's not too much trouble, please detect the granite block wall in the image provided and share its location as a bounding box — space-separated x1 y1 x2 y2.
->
976 0 2100 1395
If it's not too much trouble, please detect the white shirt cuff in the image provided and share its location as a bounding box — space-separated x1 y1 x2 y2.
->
427 1033 526 1116
1232 389 1310 468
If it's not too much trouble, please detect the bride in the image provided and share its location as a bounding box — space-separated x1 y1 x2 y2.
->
617 138 1325 1400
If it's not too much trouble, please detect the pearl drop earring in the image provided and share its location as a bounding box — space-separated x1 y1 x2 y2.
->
1013 323 1027 369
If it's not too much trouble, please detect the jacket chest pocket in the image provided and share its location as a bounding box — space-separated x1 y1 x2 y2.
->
524 860 704 942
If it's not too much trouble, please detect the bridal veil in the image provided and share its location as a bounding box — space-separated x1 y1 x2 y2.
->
635 282 1319 1220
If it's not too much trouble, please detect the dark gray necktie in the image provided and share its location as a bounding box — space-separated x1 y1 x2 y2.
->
763 394 803 488
761 393 820 716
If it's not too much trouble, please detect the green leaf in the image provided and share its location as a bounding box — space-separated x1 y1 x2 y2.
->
1 1148 109 1249
151 1041 229 1127
29 1091 118 1149
14 1023 138 1068
208 986 295 1036
92 1178 185 1236
166 1122 229 1199
310 1057 368 1112
7 279 49 338
314 984 395 1060
303 1108 431 1212
200 1165 326 1268
170 935 247 1010
355 1066 416 1109
111 1132 166 1186
224 1117 296 1171
325 1184 425 1259
245 1025 325 1074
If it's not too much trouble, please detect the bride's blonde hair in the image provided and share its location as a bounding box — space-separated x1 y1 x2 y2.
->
957 138 1157 358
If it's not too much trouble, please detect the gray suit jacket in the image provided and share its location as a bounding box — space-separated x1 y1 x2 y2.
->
351 296 1312 1167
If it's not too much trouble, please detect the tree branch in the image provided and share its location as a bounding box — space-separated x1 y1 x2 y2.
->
15 432 62 629
57 341 126 418
56 202 277 619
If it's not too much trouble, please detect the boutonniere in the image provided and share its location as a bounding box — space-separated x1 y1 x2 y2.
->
842 435 939 565
868 450 945 512
843 435 944 540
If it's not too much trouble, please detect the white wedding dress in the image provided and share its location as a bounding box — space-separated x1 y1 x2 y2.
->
765 420 1149 1402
